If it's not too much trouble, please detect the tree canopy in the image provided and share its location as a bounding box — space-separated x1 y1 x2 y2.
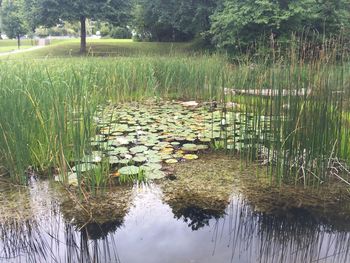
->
210 0 350 51
0 0 349 53
26 0 131 52
133 0 217 42
1 0 28 47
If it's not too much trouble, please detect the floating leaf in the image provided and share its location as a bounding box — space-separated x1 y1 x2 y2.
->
118 166 142 176
183 154 199 160
142 163 162 171
68 172 78 186
109 156 119 164
130 145 148 154
165 159 178 164
182 143 198 152
145 170 166 180
133 156 147 163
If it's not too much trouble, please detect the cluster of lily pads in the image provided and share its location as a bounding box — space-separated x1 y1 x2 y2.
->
67 101 271 184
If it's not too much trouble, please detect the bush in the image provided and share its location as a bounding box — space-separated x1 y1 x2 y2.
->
109 27 132 39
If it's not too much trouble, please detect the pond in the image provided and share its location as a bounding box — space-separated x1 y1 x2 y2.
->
1 154 349 263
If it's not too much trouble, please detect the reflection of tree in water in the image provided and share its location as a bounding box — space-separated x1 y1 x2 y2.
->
161 154 238 231
165 191 228 230
174 205 224 230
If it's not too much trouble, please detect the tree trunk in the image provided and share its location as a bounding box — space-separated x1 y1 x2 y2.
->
80 16 87 54
17 35 20 49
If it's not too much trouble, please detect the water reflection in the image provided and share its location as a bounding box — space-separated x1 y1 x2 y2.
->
0 180 349 263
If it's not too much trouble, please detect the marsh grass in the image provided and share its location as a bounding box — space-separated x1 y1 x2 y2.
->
0 37 349 189
0 55 226 185
226 38 350 187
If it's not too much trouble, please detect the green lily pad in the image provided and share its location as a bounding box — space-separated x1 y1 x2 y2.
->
145 170 166 180
130 145 148 154
148 156 162 163
118 165 142 176
113 147 129 154
182 143 198 152
118 159 131 165
142 163 162 170
165 159 178 164
109 156 120 164
133 156 147 163
196 144 209 150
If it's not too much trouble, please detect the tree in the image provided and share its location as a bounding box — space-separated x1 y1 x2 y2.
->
28 0 131 53
210 0 350 52
1 0 28 48
133 0 217 42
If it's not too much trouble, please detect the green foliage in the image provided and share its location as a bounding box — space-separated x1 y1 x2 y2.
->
210 0 350 52
100 23 131 39
26 0 132 52
133 0 217 42
1 0 28 41
35 23 78 37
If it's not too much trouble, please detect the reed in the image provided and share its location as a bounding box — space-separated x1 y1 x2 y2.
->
0 37 349 189
0 55 227 185
226 37 350 186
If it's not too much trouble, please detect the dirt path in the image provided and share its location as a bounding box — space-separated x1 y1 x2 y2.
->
0 46 45 57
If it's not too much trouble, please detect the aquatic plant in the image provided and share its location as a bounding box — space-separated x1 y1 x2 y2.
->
0 36 349 189
0 55 227 187
225 38 350 186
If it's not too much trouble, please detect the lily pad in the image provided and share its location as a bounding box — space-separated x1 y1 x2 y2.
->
182 144 198 152
183 154 199 160
142 163 162 171
109 156 120 164
133 156 147 163
118 166 142 176
145 170 166 180
68 172 78 186
130 145 148 154
165 159 178 164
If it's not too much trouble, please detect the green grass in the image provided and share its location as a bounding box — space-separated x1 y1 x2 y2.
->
5 38 199 59
0 39 35 47
0 39 36 54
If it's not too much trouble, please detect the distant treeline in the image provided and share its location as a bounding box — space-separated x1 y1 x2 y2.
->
1 0 349 53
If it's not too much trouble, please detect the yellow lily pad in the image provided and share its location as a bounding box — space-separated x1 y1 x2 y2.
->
165 159 178 164
183 154 199 160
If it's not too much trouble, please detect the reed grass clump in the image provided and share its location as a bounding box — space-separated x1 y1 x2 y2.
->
0 55 228 185
225 39 350 187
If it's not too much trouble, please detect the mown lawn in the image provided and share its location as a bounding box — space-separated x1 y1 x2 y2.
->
0 39 36 53
4 38 202 59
